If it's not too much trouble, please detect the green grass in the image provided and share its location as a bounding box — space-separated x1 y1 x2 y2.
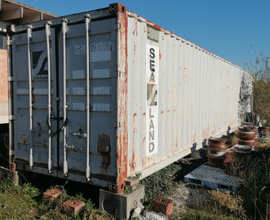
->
0 177 113 220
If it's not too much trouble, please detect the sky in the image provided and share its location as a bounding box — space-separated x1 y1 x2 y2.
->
17 0 270 69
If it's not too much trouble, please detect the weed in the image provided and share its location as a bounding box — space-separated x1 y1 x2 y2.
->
141 163 181 210
210 190 246 219
181 208 240 220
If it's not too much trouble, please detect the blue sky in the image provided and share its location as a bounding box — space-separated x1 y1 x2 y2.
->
17 0 270 69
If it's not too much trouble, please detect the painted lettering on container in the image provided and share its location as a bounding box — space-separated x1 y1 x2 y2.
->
146 44 159 156
32 51 48 80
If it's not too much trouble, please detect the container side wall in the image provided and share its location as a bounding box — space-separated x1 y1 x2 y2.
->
126 15 246 178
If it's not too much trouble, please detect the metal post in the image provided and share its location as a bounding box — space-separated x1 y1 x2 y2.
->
85 14 91 181
45 21 52 173
62 19 68 176
27 25 33 169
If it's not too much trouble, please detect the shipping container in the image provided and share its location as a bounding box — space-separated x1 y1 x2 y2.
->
8 3 250 193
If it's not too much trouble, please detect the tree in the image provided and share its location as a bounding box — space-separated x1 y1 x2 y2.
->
240 52 270 126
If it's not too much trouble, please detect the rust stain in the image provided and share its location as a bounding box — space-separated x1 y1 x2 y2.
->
145 156 153 168
140 106 142 111
212 125 216 135
142 112 146 116
100 154 111 175
161 111 163 114
133 20 138 36
133 44 137 64
142 136 146 168
167 110 170 113
175 132 177 148
133 113 137 119
193 132 197 143
142 157 145 168
129 150 136 173
159 50 161 60
207 126 210 137
132 113 137 169
116 3 128 193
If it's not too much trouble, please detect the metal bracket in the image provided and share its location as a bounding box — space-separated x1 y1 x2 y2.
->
111 22 121 31
9 115 16 120
8 76 15 82
33 140 48 148
65 143 83 152
7 38 14 45
70 132 87 138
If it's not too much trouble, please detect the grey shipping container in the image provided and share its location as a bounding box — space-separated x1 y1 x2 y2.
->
8 3 249 193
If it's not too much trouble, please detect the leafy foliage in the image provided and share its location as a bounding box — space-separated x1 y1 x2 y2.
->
241 51 270 126
227 146 270 220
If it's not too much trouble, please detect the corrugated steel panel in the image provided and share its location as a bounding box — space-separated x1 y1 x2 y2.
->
8 3 250 193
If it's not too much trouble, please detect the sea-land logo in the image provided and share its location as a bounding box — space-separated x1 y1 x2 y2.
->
146 44 159 157
32 51 48 80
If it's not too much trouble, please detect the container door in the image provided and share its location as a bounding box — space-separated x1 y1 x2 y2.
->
10 23 58 172
59 17 118 182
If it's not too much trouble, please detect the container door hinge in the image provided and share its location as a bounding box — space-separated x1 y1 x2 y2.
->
9 115 16 120
7 38 15 46
112 70 118 78
118 71 122 78
111 22 121 31
8 76 15 82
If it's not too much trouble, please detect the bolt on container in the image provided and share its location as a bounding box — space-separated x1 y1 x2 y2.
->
7 3 251 193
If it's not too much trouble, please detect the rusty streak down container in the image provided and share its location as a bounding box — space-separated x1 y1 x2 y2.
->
207 138 227 167
237 126 256 146
7 3 251 193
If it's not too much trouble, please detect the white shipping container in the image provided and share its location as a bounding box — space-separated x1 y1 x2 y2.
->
8 3 249 193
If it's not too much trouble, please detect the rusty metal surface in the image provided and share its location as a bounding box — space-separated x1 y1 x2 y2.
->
116 3 128 193
237 131 256 140
238 126 256 132
207 137 226 167
238 139 256 146
208 138 227 149
237 126 256 146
